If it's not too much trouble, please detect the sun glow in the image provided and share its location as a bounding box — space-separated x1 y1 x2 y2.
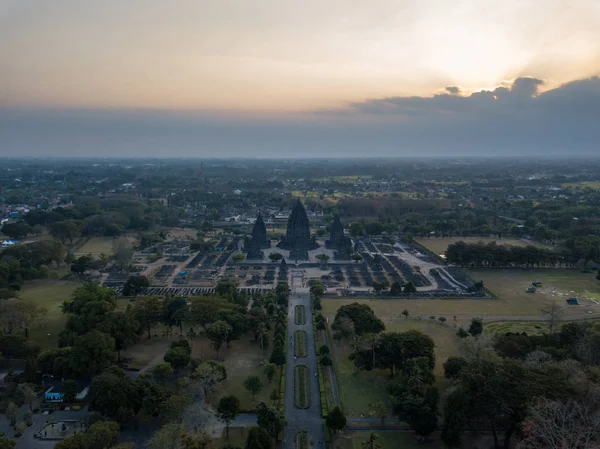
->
423 22 532 87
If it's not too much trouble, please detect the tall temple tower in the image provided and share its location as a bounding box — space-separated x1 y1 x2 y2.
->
246 212 270 259
277 198 318 260
326 214 352 259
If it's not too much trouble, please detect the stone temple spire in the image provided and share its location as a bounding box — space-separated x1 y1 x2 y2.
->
246 212 271 259
326 214 352 259
277 198 318 260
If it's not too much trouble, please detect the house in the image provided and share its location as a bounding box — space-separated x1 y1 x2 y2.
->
44 380 90 403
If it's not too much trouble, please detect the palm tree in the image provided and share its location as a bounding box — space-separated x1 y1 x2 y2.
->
257 322 268 354
60 300 73 314
361 432 381 449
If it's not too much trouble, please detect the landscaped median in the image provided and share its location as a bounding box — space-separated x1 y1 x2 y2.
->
279 364 286 413
294 305 306 325
313 319 329 418
294 330 307 357
294 365 310 409
296 431 309 449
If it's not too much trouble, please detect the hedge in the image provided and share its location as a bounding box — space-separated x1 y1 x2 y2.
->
294 330 307 358
294 365 310 409
294 305 306 325
279 364 286 413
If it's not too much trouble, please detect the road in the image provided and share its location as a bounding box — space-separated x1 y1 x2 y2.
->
283 289 325 448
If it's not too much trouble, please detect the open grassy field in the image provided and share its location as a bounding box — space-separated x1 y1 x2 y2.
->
74 236 120 257
20 279 80 349
191 335 273 412
324 269 600 324
330 318 461 417
332 431 493 449
485 321 548 336
415 237 529 256
212 427 249 448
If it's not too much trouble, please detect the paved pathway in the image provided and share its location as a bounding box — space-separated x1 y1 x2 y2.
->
283 288 325 448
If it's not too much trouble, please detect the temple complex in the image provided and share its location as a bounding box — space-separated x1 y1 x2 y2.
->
326 214 353 259
277 198 318 260
246 213 270 259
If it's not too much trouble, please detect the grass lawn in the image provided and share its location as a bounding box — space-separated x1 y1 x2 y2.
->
323 269 600 324
20 279 80 349
333 431 492 449
74 236 120 257
485 321 549 336
330 317 461 417
120 338 170 370
415 237 529 257
212 427 248 448
192 335 274 412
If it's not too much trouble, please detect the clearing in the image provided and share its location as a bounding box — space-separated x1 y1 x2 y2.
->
324 269 600 324
74 236 124 257
415 237 529 257
329 317 461 417
191 335 274 412
21 280 80 349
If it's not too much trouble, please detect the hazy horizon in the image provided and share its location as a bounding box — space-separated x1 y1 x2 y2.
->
1 0 599 157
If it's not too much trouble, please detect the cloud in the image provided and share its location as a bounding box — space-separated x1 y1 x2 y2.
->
1 76 599 158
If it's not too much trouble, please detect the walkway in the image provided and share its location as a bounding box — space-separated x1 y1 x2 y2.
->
283 288 325 448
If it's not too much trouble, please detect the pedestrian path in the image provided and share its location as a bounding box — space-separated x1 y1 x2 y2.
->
283 289 325 448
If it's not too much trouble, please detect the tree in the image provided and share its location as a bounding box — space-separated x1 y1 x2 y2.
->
332 315 355 343
268 252 283 262
19 383 35 411
69 331 115 378
403 281 417 294
133 296 163 339
456 327 469 338
349 222 364 237
6 401 18 426
368 401 388 427
122 275 150 297
245 427 274 449
23 410 33 426
84 420 120 449
372 281 386 293
256 402 285 440
361 432 382 449
351 253 363 262
320 354 332 366
13 422 26 437
518 397 600 449
333 303 384 336
244 375 264 401
232 254 245 263
146 423 185 449
153 362 174 384
112 237 133 272
401 309 409 319
390 282 403 295
189 361 227 401
205 320 232 358
326 406 347 433
263 364 277 384
89 367 141 421
99 311 139 360
1 221 33 239
23 356 38 383
163 394 192 422
164 347 191 372
439 317 447 324
541 301 565 334
319 345 330 356
49 220 81 244
467 318 483 337
316 253 329 264
63 379 78 402
216 395 241 438
0 437 16 449
443 357 468 379
309 280 325 297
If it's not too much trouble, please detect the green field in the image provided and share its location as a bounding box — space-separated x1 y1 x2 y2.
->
74 236 119 256
20 280 80 349
415 236 529 256
330 318 461 417
485 321 549 336
74 235 136 257
334 431 491 449
323 269 600 325
194 335 273 412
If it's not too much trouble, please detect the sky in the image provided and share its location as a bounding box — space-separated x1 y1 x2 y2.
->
1 0 599 157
